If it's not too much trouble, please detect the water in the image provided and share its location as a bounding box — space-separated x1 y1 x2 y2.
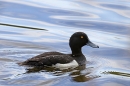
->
0 0 130 86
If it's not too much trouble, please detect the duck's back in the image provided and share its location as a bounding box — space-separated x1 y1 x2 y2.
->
20 52 74 66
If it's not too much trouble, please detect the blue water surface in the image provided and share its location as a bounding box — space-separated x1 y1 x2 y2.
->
0 0 130 86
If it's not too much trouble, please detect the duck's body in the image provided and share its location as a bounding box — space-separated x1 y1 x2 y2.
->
20 32 99 68
21 52 86 67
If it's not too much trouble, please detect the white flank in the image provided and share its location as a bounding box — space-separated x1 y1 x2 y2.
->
53 60 79 69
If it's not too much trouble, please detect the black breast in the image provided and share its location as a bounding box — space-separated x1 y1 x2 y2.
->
72 54 86 66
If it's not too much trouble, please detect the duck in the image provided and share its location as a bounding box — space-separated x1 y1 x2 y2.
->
20 32 99 69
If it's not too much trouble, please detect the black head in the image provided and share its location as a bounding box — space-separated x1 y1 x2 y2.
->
69 32 99 54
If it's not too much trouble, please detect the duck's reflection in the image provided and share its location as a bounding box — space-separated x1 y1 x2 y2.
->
24 65 100 82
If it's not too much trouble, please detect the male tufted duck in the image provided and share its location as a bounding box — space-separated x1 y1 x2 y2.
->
20 32 99 68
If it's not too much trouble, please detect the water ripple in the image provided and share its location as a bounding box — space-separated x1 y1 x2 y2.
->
0 0 130 86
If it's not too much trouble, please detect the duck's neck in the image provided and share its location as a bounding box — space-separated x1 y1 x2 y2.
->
71 47 83 56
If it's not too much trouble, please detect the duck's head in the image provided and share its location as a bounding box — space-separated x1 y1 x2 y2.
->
69 32 99 54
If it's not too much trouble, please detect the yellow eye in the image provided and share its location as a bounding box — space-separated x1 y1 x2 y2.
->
81 36 84 38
